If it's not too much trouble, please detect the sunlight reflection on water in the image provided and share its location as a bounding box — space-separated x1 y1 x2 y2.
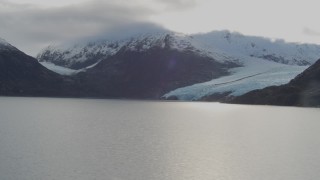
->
0 97 319 180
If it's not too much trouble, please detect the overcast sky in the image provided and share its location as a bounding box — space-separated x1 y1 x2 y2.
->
1 0 320 56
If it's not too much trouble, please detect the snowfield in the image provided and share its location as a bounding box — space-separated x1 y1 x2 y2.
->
40 60 101 75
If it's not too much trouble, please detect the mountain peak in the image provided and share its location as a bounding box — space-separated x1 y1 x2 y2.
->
0 38 10 46
37 31 206 70
0 38 17 52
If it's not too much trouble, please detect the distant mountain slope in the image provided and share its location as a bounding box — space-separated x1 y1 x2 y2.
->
230 59 320 107
193 31 320 65
75 47 237 99
0 38 73 96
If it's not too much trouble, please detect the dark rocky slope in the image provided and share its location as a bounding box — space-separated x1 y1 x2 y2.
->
75 47 237 99
230 59 320 107
0 41 77 97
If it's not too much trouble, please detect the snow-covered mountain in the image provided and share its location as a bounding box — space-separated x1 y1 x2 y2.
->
37 32 239 70
36 30 320 100
0 35 237 99
162 32 320 100
193 31 320 65
2 30 319 102
37 30 320 70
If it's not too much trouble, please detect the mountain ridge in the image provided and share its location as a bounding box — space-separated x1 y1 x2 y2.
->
74 46 238 99
37 30 320 71
0 40 65 96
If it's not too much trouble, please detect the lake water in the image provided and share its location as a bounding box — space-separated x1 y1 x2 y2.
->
0 97 320 180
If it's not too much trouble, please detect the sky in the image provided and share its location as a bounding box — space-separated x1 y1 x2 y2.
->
1 0 320 56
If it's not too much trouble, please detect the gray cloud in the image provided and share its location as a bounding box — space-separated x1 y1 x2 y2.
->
156 0 196 10
0 0 164 55
78 23 168 42
303 28 320 37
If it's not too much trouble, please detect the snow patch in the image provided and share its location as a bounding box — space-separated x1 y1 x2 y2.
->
40 62 82 75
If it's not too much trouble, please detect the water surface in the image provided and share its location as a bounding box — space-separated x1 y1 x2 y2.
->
0 97 319 180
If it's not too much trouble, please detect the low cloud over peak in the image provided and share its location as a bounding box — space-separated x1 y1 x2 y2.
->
303 28 320 37
0 0 191 56
156 0 196 10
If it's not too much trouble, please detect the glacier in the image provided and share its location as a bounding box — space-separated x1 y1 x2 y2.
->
163 56 308 100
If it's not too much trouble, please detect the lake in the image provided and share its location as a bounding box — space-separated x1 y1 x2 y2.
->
0 97 320 180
